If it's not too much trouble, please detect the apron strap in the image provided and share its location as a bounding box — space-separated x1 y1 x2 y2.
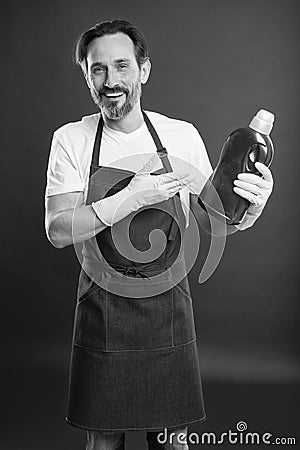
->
143 111 180 240
89 111 181 240
142 111 173 172
89 115 104 178
90 112 174 175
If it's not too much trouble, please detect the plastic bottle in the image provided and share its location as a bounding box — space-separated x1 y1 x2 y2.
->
199 109 275 225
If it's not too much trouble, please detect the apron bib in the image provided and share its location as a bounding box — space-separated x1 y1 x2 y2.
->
66 112 206 431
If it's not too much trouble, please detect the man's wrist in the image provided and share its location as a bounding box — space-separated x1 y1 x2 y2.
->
234 209 262 231
91 200 112 227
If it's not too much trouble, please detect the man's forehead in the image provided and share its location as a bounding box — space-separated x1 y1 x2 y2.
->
87 32 136 63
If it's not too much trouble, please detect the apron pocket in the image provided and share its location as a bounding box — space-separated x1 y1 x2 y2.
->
106 279 173 351
73 281 107 351
172 278 196 346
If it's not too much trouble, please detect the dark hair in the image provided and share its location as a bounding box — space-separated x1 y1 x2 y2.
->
74 19 149 72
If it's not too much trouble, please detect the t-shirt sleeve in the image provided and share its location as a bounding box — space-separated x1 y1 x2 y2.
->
189 124 214 195
45 131 84 197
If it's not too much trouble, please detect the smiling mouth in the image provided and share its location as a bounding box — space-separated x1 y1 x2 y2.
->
103 92 125 98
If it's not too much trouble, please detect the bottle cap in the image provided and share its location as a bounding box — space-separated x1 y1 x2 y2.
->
249 109 275 135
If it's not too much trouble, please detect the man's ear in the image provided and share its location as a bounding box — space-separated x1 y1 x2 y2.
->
141 58 151 85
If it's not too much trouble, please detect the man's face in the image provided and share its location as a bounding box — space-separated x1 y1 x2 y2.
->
85 33 149 120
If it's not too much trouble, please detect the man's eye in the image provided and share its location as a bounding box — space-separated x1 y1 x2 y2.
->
118 64 128 70
92 67 105 74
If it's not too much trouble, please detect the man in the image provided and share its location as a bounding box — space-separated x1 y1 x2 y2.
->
45 19 273 450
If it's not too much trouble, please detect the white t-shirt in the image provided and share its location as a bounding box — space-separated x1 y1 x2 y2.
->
45 110 213 228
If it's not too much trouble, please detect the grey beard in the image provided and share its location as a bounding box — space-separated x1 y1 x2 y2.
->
91 83 142 120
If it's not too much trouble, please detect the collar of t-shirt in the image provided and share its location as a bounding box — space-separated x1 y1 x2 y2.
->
103 120 147 142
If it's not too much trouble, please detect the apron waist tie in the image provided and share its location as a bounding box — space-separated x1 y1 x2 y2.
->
107 258 177 278
81 254 186 283
81 254 187 297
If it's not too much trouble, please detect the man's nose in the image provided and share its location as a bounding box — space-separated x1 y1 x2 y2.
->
104 68 119 88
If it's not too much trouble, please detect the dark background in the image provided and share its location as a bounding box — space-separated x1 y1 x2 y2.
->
1 0 299 449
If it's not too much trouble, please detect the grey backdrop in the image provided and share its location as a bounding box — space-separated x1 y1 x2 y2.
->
1 0 299 449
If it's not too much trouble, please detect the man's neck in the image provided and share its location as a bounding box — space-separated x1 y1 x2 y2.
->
102 103 144 134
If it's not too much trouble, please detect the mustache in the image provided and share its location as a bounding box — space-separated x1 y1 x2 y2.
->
98 87 129 96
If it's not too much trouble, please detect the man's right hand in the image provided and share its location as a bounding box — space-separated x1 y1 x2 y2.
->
91 154 190 226
127 171 187 210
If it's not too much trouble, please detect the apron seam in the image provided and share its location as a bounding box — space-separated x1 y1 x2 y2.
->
65 414 207 431
77 284 102 304
73 338 196 353
105 286 108 352
174 282 192 300
171 288 174 347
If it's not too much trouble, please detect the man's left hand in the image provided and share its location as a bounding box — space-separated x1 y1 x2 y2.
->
233 161 274 230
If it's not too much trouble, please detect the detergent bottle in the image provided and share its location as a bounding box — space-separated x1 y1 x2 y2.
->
199 109 275 225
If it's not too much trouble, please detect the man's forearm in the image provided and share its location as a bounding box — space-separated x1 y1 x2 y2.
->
47 205 108 249
190 194 239 236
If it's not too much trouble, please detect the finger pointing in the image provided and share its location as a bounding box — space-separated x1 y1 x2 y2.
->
137 154 160 174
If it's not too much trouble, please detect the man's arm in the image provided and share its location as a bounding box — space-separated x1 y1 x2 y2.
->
190 194 239 236
45 163 187 249
187 125 273 235
191 159 274 236
45 191 107 249
186 125 238 236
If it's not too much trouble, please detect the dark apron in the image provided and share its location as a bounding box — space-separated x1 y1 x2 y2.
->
66 112 206 432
